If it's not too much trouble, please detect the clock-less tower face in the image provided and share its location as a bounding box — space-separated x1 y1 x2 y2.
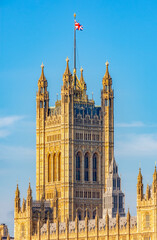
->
36 60 123 221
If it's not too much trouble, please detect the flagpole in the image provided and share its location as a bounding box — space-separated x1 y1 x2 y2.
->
74 13 76 88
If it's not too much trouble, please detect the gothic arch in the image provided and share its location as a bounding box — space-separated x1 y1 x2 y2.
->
76 151 82 181
84 152 90 181
53 153 57 182
76 207 83 220
58 152 61 181
93 209 97 219
48 154 52 182
93 152 98 182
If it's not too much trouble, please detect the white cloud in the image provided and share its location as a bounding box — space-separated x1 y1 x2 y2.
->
0 144 35 162
0 116 24 138
116 133 157 157
0 129 10 138
116 121 145 128
0 116 24 128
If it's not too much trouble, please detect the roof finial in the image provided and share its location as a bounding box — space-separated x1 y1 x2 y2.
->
105 61 109 67
66 57 69 63
41 62 44 69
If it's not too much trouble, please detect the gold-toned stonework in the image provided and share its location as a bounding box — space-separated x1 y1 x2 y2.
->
14 59 157 240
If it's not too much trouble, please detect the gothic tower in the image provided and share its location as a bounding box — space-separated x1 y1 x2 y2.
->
36 58 125 222
101 61 114 192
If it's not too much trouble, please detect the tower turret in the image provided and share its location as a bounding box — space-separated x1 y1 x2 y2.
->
26 182 32 208
63 57 73 89
36 63 49 200
15 184 20 212
21 198 26 212
153 165 157 193
146 184 150 200
101 61 114 192
137 168 143 201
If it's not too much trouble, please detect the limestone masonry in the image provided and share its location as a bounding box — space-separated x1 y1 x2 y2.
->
14 59 157 240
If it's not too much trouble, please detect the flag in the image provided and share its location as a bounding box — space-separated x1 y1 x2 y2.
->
75 20 83 31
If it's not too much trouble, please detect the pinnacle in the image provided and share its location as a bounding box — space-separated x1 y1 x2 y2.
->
64 57 71 75
15 184 20 197
39 62 46 81
103 60 111 79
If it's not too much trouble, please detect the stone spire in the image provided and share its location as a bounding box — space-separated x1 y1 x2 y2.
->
146 184 150 200
153 165 157 193
137 168 143 182
80 67 87 91
64 57 71 76
39 62 46 81
15 184 20 212
63 57 73 89
15 184 20 198
127 208 130 223
27 182 32 208
137 168 143 200
27 182 32 198
22 198 26 212
104 61 111 79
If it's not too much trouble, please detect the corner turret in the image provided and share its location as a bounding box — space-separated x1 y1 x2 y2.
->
36 63 49 200
137 168 143 201
15 184 20 212
63 57 73 89
101 61 114 192
26 182 32 208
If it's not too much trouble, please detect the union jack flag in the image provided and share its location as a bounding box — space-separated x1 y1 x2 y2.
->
75 20 83 31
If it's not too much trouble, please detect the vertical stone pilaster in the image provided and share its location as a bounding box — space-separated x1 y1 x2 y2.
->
37 217 41 240
116 211 119 240
66 217 69 240
56 218 59 240
127 209 130 240
75 212 78 240
47 213 50 240
95 208 99 240
85 210 88 240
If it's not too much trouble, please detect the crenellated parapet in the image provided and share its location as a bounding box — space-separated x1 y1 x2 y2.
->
29 212 138 240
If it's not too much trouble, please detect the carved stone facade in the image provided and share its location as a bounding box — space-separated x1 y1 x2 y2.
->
14 59 157 240
35 59 124 222
14 167 157 240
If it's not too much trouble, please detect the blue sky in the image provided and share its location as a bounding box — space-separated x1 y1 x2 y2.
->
1 0 157 236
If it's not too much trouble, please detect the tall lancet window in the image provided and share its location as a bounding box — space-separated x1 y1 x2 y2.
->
84 153 89 181
76 152 81 181
58 153 61 181
93 153 97 182
48 154 52 182
53 153 57 181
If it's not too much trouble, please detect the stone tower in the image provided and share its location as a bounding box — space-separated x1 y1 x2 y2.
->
36 59 125 222
101 61 114 192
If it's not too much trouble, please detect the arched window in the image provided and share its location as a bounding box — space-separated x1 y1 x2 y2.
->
93 210 96 219
146 214 150 228
53 153 57 181
76 152 81 181
48 155 52 182
93 153 97 182
78 210 82 220
58 153 61 181
84 153 89 181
